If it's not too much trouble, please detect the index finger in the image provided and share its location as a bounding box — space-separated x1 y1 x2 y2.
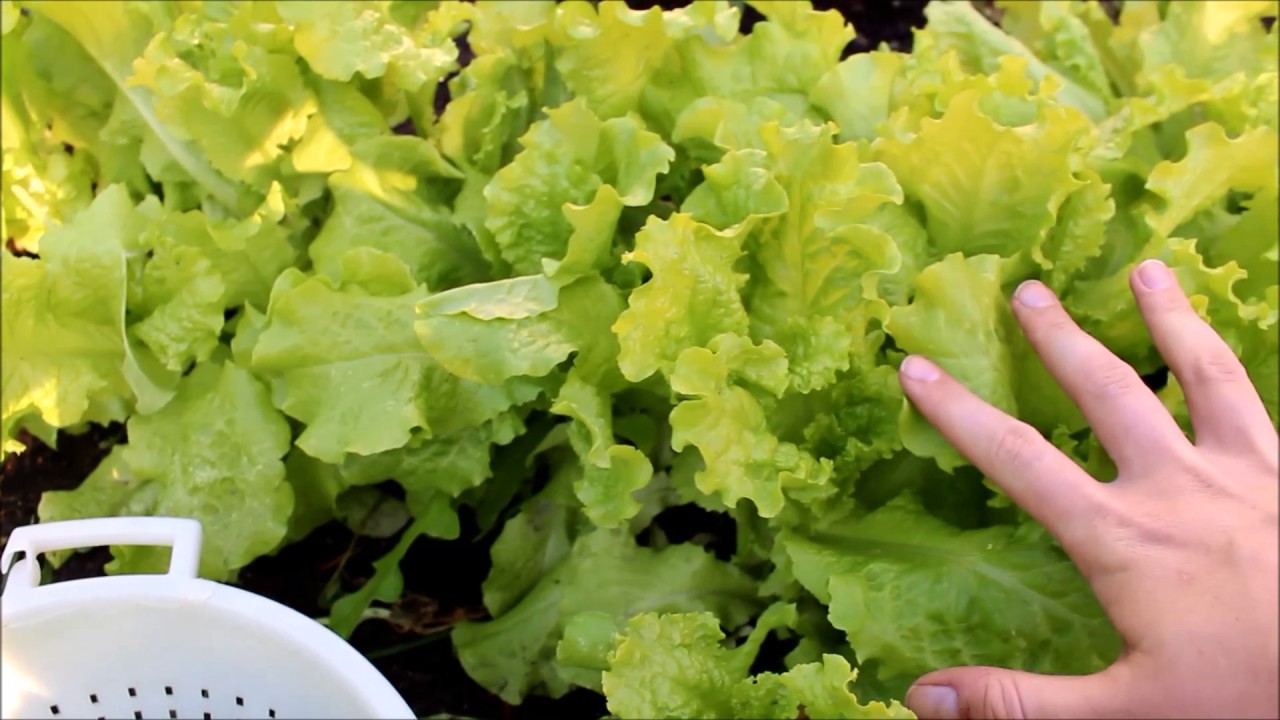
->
899 355 1108 558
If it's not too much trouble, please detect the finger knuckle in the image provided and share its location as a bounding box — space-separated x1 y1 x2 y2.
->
976 673 1029 720
1118 511 1184 551
1182 453 1234 493
989 422 1043 468
1085 362 1142 402
1099 487 1185 551
1183 350 1246 388
1085 492 1129 535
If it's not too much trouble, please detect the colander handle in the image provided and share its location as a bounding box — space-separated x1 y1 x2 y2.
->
1 517 203 594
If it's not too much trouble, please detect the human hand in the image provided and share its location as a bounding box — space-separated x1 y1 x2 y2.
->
896 259 1279 719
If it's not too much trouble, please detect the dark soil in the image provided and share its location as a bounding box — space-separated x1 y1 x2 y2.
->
0 2 1061 719
814 0 929 54
1 426 123 565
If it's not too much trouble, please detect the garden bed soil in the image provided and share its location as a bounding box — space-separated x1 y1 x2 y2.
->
0 2 940 718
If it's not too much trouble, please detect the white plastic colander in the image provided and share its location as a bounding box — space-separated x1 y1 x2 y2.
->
1 517 415 720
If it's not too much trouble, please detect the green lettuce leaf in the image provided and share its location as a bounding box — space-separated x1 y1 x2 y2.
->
1 14 100 253
483 97 674 277
912 0 1109 121
887 253 1084 471
417 274 624 385
613 213 753 382
123 2 317 193
123 188 299 371
328 498 461 638
5 1 1277 715
340 409 531 516
549 0 848 134
454 486 761 703
668 333 834 518
548 1 739 125
2 186 178 457
281 447 348 545
779 494 1120 683
741 122 902 391
602 604 914 719
872 86 1092 258
27 1 259 214
1135 0 1278 85
275 1 459 92
246 248 535 464
39 361 293 581
552 371 656 528
307 135 487 291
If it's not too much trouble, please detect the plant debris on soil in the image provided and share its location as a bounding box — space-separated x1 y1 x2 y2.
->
0 2 1036 718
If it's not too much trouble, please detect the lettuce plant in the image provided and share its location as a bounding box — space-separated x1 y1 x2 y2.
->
3 1 1276 717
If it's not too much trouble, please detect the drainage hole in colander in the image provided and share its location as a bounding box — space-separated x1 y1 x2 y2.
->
201 688 209 699
165 686 174 696
128 687 137 698
90 694 99 704
169 711 177 719
203 712 211 719
48 705 59 716
134 711 142 719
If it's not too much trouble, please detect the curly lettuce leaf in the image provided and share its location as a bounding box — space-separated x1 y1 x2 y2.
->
742 122 902 391
548 1 739 124
246 248 535 464
3 1 1277 714
127 239 225 372
2 186 178 456
27 1 259 214
124 2 317 193
454 519 761 703
123 188 297 371
873 86 1092 259
483 97 674 277
549 0 847 134
602 605 914 719
135 185 299 310
779 494 1120 683
417 274 624 385
887 253 1084 471
781 363 906 497
1 16 98 253
1065 122 1278 371
1144 122 1278 240
613 213 754 382
274 1 460 92
668 334 834 517
1136 0 1278 85
340 409 532 516
307 135 487 291
39 361 293 581
913 0 1109 121
551 371 655 528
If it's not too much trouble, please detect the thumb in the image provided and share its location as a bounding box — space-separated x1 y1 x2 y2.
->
904 666 1122 720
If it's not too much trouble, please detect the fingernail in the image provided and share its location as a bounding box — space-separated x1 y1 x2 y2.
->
905 684 959 719
1136 259 1172 290
900 355 941 382
1014 280 1056 308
